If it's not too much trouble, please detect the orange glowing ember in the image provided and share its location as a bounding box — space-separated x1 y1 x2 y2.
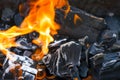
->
74 14 82 24
0 0 69 59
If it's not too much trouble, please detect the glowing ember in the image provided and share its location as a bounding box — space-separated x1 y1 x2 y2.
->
0 0 69 60
74 14 82 24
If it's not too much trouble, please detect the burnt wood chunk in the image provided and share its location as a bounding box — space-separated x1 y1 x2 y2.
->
43 41 82 79
56 7 107 43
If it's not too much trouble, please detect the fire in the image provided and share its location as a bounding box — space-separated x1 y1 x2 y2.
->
0 0 69 60
74 14 82 24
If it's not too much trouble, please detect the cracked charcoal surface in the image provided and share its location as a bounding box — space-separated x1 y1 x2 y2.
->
43 41 82 78
56 7 107 43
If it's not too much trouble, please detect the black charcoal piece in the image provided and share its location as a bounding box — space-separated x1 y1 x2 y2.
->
88 43 104 56
56 6 107 43
16 31 39 43
99 52 120 80
43 41 82 79
17 38 34 50
28 31 39 41
2 54 37 80
15 31 39 51
9 47 24 55
88 37 120 80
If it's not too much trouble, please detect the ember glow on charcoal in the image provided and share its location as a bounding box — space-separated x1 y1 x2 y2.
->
0 0 69 60
74 14 82 24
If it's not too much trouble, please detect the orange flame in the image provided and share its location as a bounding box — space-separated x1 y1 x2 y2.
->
0 0 69 60
74 14 82 24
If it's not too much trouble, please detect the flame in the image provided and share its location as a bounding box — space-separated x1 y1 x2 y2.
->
74 14 82 24
0 0 69 60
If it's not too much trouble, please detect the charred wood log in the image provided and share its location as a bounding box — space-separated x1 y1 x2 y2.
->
56 6 107 44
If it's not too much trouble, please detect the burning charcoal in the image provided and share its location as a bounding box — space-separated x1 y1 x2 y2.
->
16 31 39 43
16 31 39 51
55 6 107 43
43 41 82 80
28 31 39 42
2 54 37 80
10 47 24 55
17 38 35 50
17 39 38 50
